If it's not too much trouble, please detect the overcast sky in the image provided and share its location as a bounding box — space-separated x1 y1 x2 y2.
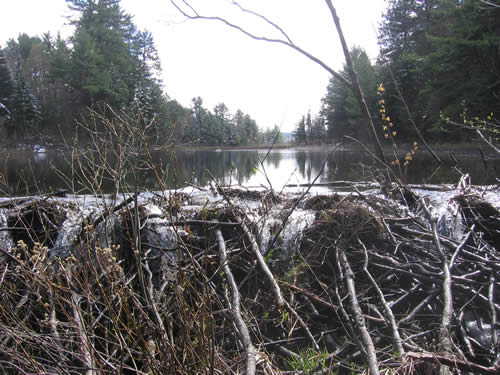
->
0 0 387 132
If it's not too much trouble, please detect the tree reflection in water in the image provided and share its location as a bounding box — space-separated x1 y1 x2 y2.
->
0 147 498 195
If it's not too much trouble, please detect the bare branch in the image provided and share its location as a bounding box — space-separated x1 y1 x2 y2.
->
231 1 294 45
337 246 380 375
406 351 500 374
475 128 500 153
169 0 351 88
480 0 500 8
360 238 405 357
387 67 442 164
215 227 256 375
420 198 454 375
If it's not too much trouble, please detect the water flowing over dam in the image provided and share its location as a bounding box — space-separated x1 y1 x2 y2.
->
0 180 499 374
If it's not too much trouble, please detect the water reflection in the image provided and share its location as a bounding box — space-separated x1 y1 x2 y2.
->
0 147 497 195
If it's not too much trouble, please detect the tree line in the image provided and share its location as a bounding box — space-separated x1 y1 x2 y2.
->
295 0 500 145
0 0 267 146
2 0 497 147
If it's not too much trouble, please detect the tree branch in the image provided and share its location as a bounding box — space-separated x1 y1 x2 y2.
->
169 0 351 88
337 246 380 375
215 227 256 375
406 351 500 374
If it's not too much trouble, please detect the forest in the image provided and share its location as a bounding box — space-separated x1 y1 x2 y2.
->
298 0 500 146
0 0 499 147
0 0 262 146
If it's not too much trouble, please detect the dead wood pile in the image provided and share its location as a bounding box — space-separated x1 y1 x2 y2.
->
0 182 498 374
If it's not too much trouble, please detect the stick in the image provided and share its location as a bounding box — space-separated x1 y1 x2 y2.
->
337 246 380 375
420 200 453 355
360 239 405 356
215 227 256 375
406 352 500 374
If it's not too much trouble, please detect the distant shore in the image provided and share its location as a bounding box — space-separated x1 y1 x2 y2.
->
2 138 499 159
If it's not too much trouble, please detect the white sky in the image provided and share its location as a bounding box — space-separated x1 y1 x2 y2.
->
0 0 386 132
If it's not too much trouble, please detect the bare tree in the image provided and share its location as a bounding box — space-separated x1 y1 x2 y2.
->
170 0 387 164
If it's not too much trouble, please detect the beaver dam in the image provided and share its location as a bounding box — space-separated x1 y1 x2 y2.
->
0 178 499 374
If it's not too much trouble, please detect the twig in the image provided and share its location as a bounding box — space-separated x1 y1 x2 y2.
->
169 0 350 87
387 67 442 164
68 276 96 375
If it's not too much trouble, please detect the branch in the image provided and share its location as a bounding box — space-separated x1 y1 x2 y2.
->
387 67 442 164
69 279 96 375
360 239 405 356
475 128 500 153
480 0 500 8
406 352 500 374
215 227 256 375
337 246 380 375
420 200 453 359
169 0 351 87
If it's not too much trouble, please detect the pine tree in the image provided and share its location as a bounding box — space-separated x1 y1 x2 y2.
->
67 0 137 107
190 96 206 143
322 47 377 142
10 59 40 137
305 112 312 145
0 48 14 112
131 30 165 126
422 0 500 127
378 0 500 138
294 116 307 144
310 115 326 144
243 114 258 145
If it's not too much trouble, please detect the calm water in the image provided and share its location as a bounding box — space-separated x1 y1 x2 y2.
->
0 147 498 195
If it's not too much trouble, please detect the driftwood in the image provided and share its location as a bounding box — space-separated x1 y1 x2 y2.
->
0 182 498 374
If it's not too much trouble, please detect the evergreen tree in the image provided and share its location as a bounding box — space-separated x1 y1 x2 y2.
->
67 0 137 107
378 0 500 139
11 59 40 137
166 99 190 143
305 112 312 145
189 96 206 143
234 109 246 145
422 0 500 129
0 48 14 112
131 30 164 125
322 47 377 142
243 114 258 145
377 0 439 138
48 34 72 85
0 47 14 138
233 110 258 145
310 115 326 144
214 102 231 144
293 116 307 144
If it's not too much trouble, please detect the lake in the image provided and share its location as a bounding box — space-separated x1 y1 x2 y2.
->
0 146 498 195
